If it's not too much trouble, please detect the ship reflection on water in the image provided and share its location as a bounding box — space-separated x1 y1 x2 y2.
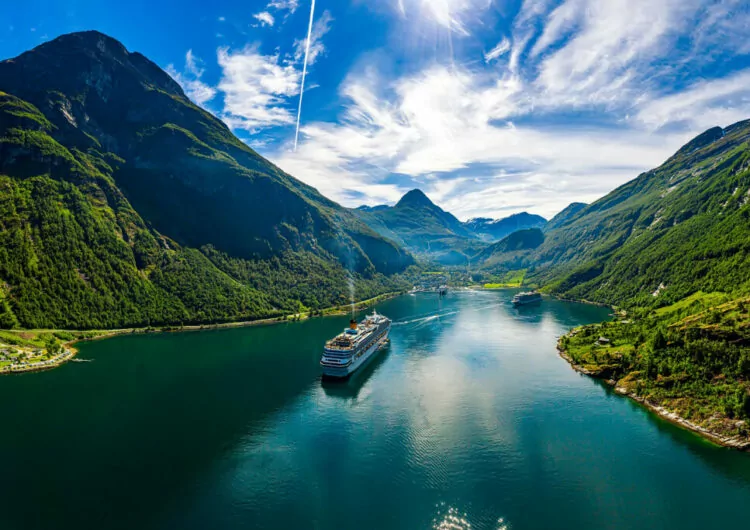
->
321 346 391 401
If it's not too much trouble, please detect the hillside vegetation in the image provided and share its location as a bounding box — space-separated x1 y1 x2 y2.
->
0 31 413 329
354 189 487 265
531 121 750 307
533 122 750 446
560 293 750 444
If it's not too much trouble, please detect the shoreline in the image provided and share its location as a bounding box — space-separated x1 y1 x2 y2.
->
0 346 78 375
556 340 750 452
549 294 614 309
1 290 407 375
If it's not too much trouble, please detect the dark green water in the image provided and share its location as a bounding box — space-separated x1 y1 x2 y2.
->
2 291 750 530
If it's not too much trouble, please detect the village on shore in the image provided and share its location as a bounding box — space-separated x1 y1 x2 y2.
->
0 339 75 374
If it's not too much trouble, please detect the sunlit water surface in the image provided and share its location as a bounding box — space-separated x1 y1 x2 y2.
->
2 291 750 529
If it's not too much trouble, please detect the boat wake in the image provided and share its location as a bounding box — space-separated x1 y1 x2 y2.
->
393 303 503 327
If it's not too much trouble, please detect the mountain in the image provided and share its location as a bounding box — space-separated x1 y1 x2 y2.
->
356 204 390 213
353 189 486 265
464 212 547 242
0 31 413 329
538 124 750 445
474 228 544 268
531 120 750 307
544 202 587 231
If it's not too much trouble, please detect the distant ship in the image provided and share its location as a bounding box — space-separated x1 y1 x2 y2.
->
512 291 542 306
320 311 391 378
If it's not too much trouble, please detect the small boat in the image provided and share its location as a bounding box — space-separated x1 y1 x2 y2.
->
320 311 391 379
512 291 542 306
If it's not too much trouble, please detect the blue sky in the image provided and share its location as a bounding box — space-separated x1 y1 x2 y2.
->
3 0 750 220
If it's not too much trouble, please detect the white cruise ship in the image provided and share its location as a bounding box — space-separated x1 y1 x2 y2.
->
512 291 543 306
320 311 391 378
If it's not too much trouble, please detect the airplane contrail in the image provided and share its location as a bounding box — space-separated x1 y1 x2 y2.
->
294 0 316 152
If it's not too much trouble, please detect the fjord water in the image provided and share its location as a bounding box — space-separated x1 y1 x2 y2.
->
2 292 750 530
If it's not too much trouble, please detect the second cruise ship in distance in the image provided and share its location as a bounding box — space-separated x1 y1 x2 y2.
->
320 311 391 379
512 291 543 306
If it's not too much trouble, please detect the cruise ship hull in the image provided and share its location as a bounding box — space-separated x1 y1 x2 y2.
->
321 324 391 379
512 297 542 306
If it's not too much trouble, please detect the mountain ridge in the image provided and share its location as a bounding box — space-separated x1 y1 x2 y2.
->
464 212 547 242
0 31 413 328
352 188 484 265
520 121 750 307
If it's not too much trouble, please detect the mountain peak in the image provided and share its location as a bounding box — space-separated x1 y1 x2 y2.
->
675 126 725 157
29 30 129 62
396 189 434 209
2 30 185 102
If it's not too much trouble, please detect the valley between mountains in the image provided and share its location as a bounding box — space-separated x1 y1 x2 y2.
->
1 32 749 446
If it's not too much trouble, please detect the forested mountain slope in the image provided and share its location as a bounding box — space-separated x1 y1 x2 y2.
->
543 202 586 231
353 189 486 265
536 124 750 445
531 121 750 308
473 228 544 268
0 31 413 329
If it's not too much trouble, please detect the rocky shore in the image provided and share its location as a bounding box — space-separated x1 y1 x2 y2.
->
557 341 750 452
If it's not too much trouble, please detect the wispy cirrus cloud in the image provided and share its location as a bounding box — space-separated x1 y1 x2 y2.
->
293 10 333 66
635 69 750 131
271 64 687 218
270 0 750 219
169 0 750 219
484 37 511 63
267 0 299 14
166 50 217 107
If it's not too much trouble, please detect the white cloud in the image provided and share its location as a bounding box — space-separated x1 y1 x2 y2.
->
255 0 750 218
166 50 217 107
528 0 583 58
420 0 473 35
532 0 694 107
269 65 690 218
635 70 750 131
268 0 299 14
217 46 300 131
484 37 511 63
253 11 275 27
293 10 333 65
390 0 492 36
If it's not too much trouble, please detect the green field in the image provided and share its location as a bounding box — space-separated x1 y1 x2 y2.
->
483 269 527 289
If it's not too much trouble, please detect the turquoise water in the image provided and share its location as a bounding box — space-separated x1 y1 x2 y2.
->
1 291 750 529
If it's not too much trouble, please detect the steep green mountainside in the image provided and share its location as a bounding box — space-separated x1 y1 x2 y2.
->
353 189 486 265
0 31 413 329
464 212 547 242
530 120 750 308
537 123 750 444
544 202 587 231
473 228 544 268
561 293 750 445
